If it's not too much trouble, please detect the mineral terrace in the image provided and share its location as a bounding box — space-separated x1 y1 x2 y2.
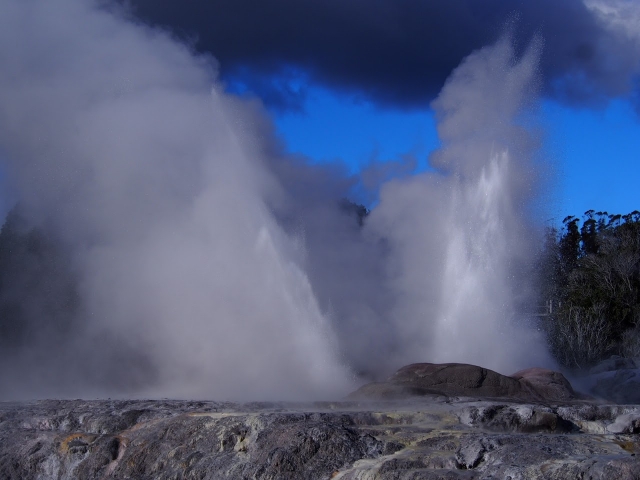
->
2 363 640 479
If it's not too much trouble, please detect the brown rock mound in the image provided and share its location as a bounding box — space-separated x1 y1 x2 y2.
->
511 367 579 401
349 363 578 402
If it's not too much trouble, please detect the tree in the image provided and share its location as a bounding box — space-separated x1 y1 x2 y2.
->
540 210 640 369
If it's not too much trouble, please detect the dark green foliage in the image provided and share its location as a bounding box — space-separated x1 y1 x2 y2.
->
580 210 598 255
559 215 581 273
541 210 640 368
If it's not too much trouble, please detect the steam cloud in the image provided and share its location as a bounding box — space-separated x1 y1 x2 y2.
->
368 38 553 371
0 0 553 400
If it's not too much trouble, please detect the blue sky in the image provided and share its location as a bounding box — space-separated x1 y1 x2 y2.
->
272 86 440 174
269 86 639 222
541 99 640 219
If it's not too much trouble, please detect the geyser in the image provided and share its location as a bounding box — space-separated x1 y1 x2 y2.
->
0 0 553 400
366 37 554 374
0 0 351 400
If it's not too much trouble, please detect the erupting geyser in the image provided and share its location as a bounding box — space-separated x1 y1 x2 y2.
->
0 0 351 400
367 38 554 374
0 0 553 400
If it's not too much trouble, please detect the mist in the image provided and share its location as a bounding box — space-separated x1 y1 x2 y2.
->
0 0 553 400
363 38 554 372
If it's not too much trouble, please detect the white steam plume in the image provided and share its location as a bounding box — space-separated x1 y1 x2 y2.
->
0 0 352 400
0 0 555 399
366 38 555 374
585 0 640 45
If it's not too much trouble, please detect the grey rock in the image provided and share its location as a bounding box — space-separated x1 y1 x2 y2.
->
606 413 640 434
455 437 493 469
448 433 640 480
0 401 400 480
2 397 640 480
591 368 640 404
458 404 576 433
579 355 640 404
589 355 637 375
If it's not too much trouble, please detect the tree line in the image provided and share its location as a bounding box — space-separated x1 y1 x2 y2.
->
539 210 640 369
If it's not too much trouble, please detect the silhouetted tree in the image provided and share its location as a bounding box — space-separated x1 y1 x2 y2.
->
580 210 598 255
541 210 640 368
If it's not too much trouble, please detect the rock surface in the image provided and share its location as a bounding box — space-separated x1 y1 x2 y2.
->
2 363 640 479
587 356 640 404
348 363 579 402
512 367 580 401
2 397 640 479
589 355 638 375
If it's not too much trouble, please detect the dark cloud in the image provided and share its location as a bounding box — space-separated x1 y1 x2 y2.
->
126 0 640 110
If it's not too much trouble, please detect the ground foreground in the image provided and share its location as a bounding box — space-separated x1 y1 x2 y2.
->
2 364 640 479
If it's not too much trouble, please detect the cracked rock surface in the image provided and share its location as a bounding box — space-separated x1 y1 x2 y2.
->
2 397 640 479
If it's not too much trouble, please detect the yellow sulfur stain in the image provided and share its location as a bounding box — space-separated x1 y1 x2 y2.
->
58 433 96 454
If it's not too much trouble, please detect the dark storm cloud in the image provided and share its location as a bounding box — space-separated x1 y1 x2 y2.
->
126 0 640 109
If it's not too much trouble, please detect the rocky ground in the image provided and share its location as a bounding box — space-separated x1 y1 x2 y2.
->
2 363 640 479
